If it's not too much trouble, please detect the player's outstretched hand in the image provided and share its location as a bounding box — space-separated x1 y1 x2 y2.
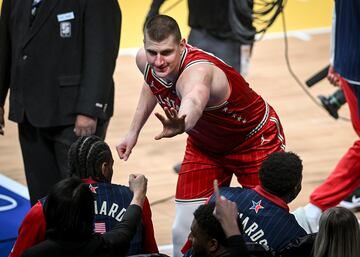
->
129 174 148 208
213 180 240 238
154 107 186 140
116 133 138 161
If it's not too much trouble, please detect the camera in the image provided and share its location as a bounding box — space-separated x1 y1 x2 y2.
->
318 89 346 119
306 65 346 119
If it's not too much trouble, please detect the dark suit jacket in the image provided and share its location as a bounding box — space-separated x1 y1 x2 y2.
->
0 0 121 127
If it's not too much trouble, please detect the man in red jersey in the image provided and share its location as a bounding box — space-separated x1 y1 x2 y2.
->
117 15 285 257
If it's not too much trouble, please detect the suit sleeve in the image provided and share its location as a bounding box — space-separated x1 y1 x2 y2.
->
0 0 11 107
75 0 121 119
141 197 159 253
9 202 47 257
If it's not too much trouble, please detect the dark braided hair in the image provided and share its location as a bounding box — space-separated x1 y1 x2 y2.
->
68 136 112 182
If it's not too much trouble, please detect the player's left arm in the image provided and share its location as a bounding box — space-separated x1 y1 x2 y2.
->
176 64 212 132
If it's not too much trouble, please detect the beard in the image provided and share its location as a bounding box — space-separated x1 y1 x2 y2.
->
191 246 209 257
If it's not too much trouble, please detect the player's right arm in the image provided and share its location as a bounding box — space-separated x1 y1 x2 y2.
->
116 49 157 161
9 202 46 257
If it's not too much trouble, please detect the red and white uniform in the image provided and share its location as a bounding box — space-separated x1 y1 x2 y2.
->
145 45 285 200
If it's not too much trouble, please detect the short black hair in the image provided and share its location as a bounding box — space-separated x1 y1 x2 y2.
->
45 177 94 240
68 136 112 181
144 15 182 43
193 202 228 247
259 151 302 198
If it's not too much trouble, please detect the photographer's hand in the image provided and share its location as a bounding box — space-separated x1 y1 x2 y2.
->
327 66 341 87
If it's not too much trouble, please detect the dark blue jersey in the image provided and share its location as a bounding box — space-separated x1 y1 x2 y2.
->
40 181 144 255
90 182 143 255
334 0 360 84
209 186 306 250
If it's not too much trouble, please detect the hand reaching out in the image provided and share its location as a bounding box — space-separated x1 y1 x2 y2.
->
116 133 138 161
154 107 186 140
213 180 241 238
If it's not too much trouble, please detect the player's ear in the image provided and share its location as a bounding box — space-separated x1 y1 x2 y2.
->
180 38 186 48
179 38 186 55
101 162 108 176
208 238 219 252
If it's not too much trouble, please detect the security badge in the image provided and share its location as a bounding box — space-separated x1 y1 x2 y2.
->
59 22 71 38
57 12 75 38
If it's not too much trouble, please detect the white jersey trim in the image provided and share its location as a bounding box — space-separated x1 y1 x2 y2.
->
344 77 360 85
245 100 269 140
175 198 208 204
269 117 286 150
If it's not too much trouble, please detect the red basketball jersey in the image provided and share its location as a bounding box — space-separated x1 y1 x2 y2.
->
144 44 268 153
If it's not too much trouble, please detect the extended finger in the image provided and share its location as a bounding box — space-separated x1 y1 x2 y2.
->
214 180 221 201
154 112 167 123
154 131 164 140
164 107 174 119
169 108 178 118
179 114 186 121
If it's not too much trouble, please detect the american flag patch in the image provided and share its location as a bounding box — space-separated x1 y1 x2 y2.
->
94 222 106 234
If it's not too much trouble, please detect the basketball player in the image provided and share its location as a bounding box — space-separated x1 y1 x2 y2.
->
117 15 285 257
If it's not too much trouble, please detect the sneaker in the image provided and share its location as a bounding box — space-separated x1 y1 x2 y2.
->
173 162 181 174
292 206 320 234
339 187 360 210
318 95 340 119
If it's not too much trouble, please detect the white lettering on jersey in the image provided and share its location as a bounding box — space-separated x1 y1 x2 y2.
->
94 200 98 214
156 95 166 105
99 201 107 215
115 208 126 222
155 95 180 111
108 203 119 218
95 200 127 222
259 239 268 247
239 212 268 247
245 222 259 235
250 230 265 241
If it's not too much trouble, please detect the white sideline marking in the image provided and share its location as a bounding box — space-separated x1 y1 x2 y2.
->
0 174 30 199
